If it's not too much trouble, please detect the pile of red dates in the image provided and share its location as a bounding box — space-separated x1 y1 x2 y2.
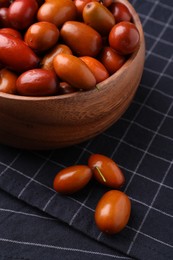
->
0 0 140 96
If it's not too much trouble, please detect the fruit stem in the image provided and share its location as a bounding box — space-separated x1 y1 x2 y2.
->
96 85 100 91
95 166 106 182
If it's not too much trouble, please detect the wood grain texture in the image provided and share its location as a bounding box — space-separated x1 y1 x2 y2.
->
0 0 145 150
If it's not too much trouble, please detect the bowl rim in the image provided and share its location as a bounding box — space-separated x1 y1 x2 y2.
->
0 0 144 102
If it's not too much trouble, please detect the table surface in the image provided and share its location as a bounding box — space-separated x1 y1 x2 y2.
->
0 0 173 259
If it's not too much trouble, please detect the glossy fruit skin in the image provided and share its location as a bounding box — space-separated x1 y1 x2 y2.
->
0 7 10 28
41 44 72 70
37 0 77 28
109 21 140 55
95 190 131 234
83 2 115 36
16 69 59 96
80 56 109 83
53 165 93 194
53 53 96 90
88 154 125 188
109 2 132 23
99 46 126 75
0 33 40 73
24 21 59 52
0 27 22 38
60 21 102 57
0 68 18 94
74 0 98 19
8 0 38 30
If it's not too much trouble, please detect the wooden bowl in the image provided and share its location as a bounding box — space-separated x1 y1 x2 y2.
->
0 0 145 150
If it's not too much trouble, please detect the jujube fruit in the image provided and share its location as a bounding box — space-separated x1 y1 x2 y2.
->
60 21 102 57
24 21 59 52
0 33 40 73
37 0 77 28
83 1 115 36
8 0 38 30
80 56 109 83
99 46 126 75
16 69 59 96
53 165 93 194
53 53 96 90
95 190 131 234
109 2 132 23
88 153 125 188
109 21 140 55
